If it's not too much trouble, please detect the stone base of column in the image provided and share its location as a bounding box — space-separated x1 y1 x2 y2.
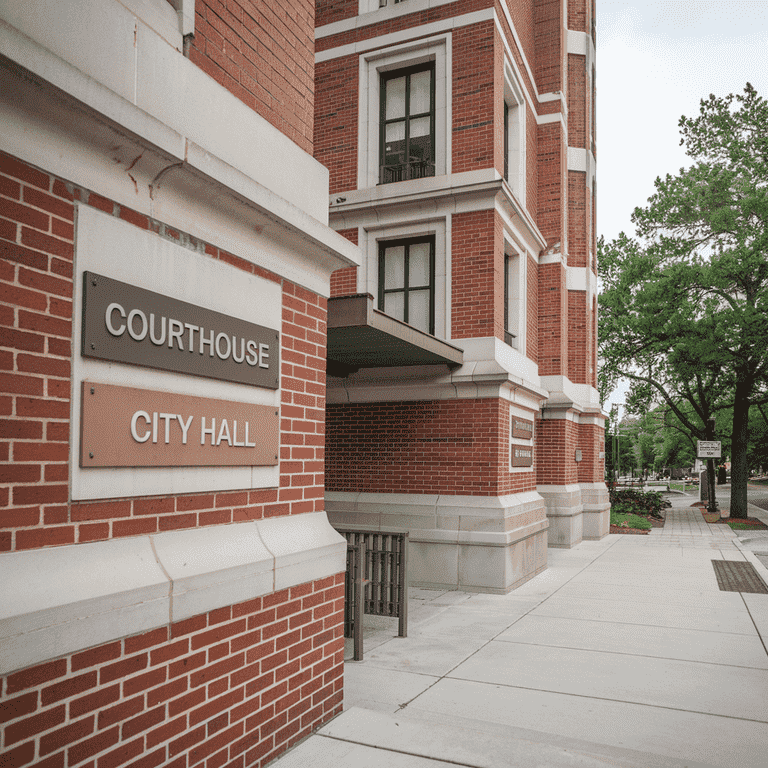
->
325 491 549 593
538 484 584 548
581 482 610 540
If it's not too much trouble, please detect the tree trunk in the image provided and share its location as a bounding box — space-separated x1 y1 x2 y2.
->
729 378 752 519
705 419 717 514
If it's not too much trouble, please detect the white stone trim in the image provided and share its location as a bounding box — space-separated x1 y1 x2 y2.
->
169 0 195 37
357 33 451 189
539 376 601 413
503 59 527 207
566 265 597 304
317 9 492 63
326 335 546 405
0 514 345 675
568 146 596 189
0 5 361 290
318 5 567 131
360 217 448 340
331 169 546 253
1 0 326 223
326 490 546 540
0 66 358 298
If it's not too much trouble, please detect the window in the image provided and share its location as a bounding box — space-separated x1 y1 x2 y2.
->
503 64 525 204
378 237 435 334
504 102 510 182
380 65 435 184
504 254 516 346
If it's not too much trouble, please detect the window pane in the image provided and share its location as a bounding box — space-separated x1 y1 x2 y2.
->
409 70 431 114
384 291 404 321
386 122 406 143
408 290 430 333
408 242 430 286
409 115 430 138
383 245 405 289
408 133 433 167
385 76 406 120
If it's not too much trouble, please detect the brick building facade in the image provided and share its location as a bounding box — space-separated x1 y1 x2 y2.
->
317 0 607 592
0 1 359 766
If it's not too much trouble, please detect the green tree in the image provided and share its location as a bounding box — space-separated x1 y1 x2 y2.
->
599 85 768 517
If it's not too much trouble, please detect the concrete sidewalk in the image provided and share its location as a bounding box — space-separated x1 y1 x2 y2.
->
272 494 768 767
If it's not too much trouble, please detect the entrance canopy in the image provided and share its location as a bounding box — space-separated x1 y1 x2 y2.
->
326 294 463 377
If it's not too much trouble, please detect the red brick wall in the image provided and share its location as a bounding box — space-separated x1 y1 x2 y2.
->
0 151 344 766
526 102 538 219
534 0 564 93
591 294 597 388
537 261 567 376
567 54 586 149
452 22 496 175
568 171 587 268
316 0 358 27
567 290 587 384
314 55 359 195
536 121 566 249
451 210 501 339
0 151 326 552
497 0 535 77
189 0 315 154
326 398 536 496
536 417 578 485
0 576 344 768
329 230 358 298
578 422 603 483
315 0 493 53
526 254 538 362
568 0 587 32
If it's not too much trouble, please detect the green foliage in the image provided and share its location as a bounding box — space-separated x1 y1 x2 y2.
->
727 521 757 530
608 486 669 518
599 85 768 518
610 512 652 530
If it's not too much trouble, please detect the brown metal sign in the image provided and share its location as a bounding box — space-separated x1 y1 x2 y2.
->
511 417 534 440
80 382 279 467
82 272 279 389
511 445 533 468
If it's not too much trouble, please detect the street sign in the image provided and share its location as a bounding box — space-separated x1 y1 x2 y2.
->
697 441 721 459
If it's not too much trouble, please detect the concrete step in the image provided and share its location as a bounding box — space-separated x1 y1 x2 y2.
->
272 707 716 768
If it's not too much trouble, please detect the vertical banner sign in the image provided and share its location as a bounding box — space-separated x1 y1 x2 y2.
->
82 272 279 388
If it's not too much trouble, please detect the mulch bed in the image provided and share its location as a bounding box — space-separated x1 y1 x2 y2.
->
610 516 665 535
692 503 768 528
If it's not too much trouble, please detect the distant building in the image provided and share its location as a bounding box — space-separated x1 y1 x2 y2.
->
316 0 607 592
0 1 357 765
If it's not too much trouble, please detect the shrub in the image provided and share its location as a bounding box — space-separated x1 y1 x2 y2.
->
608 485 669 519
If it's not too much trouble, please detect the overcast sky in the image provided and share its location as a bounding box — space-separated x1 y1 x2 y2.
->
596 0 768 413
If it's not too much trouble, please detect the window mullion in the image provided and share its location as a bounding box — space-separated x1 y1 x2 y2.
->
404 74 411 180
402 242 410 323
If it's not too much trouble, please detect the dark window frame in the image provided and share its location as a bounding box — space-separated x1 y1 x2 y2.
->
504 253 516 347
378 236 436 335
504 101 510 182
379 63 436 184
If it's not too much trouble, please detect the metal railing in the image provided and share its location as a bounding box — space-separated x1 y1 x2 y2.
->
380 161 435 184
339 529 409 660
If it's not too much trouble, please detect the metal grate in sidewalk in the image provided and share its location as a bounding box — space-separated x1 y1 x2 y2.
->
712 560 768 593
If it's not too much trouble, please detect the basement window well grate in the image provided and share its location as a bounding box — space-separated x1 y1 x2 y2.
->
712 560 768 594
